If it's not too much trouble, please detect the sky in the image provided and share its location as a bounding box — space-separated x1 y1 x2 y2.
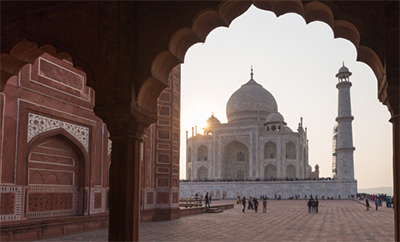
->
179 5 393 190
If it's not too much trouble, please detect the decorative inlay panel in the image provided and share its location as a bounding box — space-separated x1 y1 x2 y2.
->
27 113 89 152
90 188 105 214
30 152 74 165
94 193 102 209
39 57 85 91
0 186 22 221
1 193 15 215
26 187 79 218
220 135 250 146
28 192 73 212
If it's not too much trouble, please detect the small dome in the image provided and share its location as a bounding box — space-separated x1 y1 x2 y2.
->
265 112 285 124
336 62 352 79
338 65 349 73
206 115 221 126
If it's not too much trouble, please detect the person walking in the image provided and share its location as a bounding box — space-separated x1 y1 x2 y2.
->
205 192 210 208
242 196 246 213
366 197 370 211
254 198 259 213
263 198 267 213
374 197 379 211
315 199 319 213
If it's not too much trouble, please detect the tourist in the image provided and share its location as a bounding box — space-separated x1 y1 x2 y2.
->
366 197 370 210
254 198 259 212
374 196 379 210
205 192 210 208
242 196 246 213
263 198 267 213
307 198 312 212
311 199 316 212
248 197 252 209
315 199 319 213
209 195 212 205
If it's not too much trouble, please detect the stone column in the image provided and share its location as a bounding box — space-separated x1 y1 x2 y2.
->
336 80 355 180
391 115 400 241
97 106 157 241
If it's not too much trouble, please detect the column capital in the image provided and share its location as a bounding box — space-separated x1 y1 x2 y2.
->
95 103 158 137
390 114 400 124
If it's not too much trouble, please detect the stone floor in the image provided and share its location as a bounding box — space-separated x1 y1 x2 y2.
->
38 199 395 241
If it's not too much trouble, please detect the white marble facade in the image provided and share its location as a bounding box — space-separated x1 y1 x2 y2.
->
179 180 357 199
186 71 310 181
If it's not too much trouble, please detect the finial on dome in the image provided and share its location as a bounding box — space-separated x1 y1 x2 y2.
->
250 66 253 79
342 61 345 66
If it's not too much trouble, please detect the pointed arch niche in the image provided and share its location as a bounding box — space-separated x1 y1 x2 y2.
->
25 132 87 219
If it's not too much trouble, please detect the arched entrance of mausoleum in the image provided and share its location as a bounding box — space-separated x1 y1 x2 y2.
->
221 140 250 180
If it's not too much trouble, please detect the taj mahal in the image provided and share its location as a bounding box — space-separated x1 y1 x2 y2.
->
180 66 357 199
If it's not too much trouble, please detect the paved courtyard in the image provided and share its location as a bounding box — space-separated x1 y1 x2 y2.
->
39 199 394 241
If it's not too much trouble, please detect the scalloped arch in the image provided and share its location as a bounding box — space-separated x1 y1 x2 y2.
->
142 0 383 113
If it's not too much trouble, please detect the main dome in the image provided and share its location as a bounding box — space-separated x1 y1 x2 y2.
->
226 77 278 123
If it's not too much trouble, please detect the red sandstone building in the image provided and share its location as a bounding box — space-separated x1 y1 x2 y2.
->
141 65 181 221
0 51 180 240
0 53 111 239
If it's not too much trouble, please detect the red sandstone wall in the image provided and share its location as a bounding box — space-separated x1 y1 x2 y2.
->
0 53 110 228
141 65 180 221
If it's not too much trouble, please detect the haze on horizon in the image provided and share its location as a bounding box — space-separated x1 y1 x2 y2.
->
179 5 393 190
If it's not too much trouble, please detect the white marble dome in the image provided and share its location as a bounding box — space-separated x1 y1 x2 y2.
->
226 79 277 123
265 112 284 123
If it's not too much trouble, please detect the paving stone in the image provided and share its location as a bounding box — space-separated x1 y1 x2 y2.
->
38 200 394 241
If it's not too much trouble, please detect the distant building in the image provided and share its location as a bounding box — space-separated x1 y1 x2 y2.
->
185 68 313 181
180 67 356 199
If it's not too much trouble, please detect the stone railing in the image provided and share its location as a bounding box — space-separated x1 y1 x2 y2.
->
179 197 202 208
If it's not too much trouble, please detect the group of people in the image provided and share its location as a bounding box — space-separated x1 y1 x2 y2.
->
365 195 395 211
307 198 319 213
241 196 267 213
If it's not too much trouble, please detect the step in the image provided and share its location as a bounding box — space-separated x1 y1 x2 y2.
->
205 208 223 213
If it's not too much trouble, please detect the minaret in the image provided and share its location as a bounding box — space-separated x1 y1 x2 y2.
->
335 62 355 180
